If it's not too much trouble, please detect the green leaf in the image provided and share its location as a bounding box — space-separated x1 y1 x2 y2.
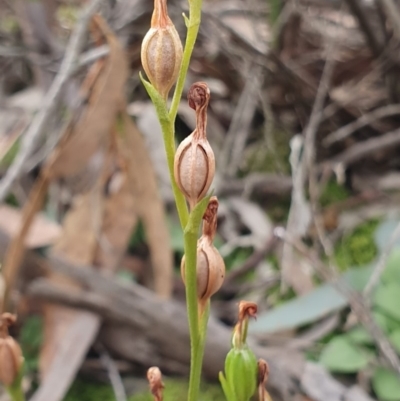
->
375 219 400 252
390 329 400 354
184 194 212 236
346 311 399 345
374 282 400 321
373 310 399 335
347 326 373 345
319 336 372 373
219 371 236 401
381 248 400 284
139 73 170 127
249 264 374 334
182 12 190 27
372 367 400 401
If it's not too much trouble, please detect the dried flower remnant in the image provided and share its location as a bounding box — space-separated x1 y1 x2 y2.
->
141 0 183 99
181 196 225 314
147 366 164 401
174 82 215 210
257 359 271 401
233 301 258 348
0 313 23 386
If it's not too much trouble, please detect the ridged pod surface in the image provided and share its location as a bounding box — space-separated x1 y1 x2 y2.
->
141 0 182 99
181 197 225 313
181 236 225 301
219 302 259 401
174 82 215 210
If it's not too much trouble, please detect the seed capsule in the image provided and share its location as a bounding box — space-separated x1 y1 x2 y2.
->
0 336 22 386
181 236 225 302
219 302 259 401
141 0 183 99
147 366 164 401
174 83 215 210
0 313 23 386
223 346 258 401
181 197 225 314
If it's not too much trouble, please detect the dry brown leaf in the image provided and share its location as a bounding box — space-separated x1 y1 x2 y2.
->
47 14 128 179
93 169 137 270
37 15 129 397
32 310 100 401
1 14 130 401
2 12 128 313
39 186 104 377
0 205 61 249
51 190 101 265
119 109 173 299
2 175 51 311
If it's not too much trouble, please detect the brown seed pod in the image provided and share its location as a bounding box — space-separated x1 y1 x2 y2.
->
147 366 164 401
0 336 22 386
141 0 183 99
0 313 22 386
174 83 215 210
180 197 225 313
181 237 225 302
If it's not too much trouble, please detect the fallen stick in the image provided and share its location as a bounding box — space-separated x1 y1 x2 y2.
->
26 254 375 401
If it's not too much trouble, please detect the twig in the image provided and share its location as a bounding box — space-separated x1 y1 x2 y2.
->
377 0 400 41
257 88 286 174
327 127 400 167
0 0 102 203
96 343 128 401
306 46 337 260
281 42 335 291
323 104 400 146
303 43 335 175
217 173 292 197
364 220 400 298
345 0 384 56
301 61 400 374
76 44 109 72
275 228 400 376
220 64 264 178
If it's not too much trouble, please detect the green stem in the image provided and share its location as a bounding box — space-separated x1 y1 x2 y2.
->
181 196 210 401
169 0 203 123
162 119 189 228
188 302 210 401
7 384 25 401
184 228 200 401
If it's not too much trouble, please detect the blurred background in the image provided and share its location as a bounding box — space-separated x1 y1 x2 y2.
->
1 0 400 400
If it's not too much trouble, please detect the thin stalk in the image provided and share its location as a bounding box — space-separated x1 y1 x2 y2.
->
187 302 210 401
139 75 189 228
183 228 200 400
182 194 210 401
169 0 203 123
8 385 25 401
162 120 189 228
184 232 210 401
